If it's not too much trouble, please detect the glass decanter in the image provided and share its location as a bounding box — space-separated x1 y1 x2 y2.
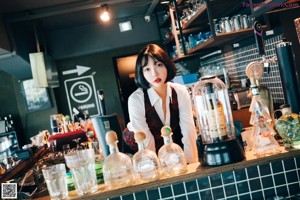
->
275 104 300 148
249 85 281 157
102 130 135 189
158 126 187 177
132 130 161 183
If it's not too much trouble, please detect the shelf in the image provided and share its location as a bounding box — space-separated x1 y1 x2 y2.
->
181 3 208 29
251 0 288 17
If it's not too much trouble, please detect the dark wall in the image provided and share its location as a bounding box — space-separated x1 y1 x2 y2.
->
54 42 160 131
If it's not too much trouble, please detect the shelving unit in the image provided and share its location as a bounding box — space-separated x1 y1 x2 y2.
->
158 0 271 62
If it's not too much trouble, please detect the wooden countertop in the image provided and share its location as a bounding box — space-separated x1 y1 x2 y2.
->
33 147 300 200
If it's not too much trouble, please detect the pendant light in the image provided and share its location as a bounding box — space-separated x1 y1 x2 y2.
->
100 4 110 22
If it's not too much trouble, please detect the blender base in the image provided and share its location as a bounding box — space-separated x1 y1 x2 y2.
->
197 137 245 166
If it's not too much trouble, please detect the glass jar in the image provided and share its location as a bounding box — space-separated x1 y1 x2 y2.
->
193 75 235 144
275 104 300 148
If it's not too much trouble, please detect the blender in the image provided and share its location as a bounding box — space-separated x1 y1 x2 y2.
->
194 76 245 166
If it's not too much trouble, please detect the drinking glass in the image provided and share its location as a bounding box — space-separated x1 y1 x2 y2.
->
64 149 98 195
42 163 68 200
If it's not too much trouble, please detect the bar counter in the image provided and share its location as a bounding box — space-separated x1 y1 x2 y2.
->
33 147 300 200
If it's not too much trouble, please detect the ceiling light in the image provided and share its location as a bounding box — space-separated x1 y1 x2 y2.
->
119 21 132 32
100 4 110 21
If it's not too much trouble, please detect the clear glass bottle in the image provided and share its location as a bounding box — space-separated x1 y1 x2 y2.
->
158 126 187 177
275 104 300 148
102 131 135 189
132 131 161 183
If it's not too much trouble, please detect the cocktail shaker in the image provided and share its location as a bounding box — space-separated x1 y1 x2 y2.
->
276 39 300 114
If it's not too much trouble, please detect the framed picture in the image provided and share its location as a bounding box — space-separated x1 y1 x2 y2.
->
21 79 52 112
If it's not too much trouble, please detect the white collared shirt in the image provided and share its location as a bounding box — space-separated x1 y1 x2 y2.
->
127 82 198 163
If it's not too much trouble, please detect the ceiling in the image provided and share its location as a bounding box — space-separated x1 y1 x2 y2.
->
0 0 167 80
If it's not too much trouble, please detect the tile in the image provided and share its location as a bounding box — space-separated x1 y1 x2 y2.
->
261 176 274 188
283 158 296 171
286 170 298 183
212 187 224 199
147 188 160 200
238 193 251 200
199 190 213 200
172 183 185 196
210 174 222 187
187 192 200 200
122 193 134 200
274 173 286 185
251 191 263 200
295 157 300 168
263 188 276 199
226 197 239 200
109 196 121 200
197 177 210 190
135 191 147 200
160 186 173 199
235 169 247 181
271 161 284 173
288 183 300 196
222 171 234 184
247 166 259 179
185 180 197 193
237 181 249 194
276 185 288 197
224 183 237 197
259 163 271 176
249 179 262 191
175 195 187 200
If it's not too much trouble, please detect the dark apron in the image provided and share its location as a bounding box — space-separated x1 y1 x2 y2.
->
123 87 183 153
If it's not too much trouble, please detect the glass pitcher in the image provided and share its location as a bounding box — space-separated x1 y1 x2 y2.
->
275 104 300 148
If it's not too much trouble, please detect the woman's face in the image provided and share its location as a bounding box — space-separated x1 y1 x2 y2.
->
142 56 167 89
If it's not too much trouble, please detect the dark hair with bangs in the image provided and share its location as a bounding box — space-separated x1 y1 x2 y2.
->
134 44 176 89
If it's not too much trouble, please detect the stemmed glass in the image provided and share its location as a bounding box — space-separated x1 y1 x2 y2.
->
72 138 83 150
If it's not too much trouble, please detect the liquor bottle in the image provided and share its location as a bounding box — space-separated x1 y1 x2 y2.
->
158 126 187 177
102 130 135 189
205 83 227 142
4 117 9 132
8 115 15 131
132 131 161 183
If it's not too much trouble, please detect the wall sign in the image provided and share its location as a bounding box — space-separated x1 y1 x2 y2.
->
64 75 99 116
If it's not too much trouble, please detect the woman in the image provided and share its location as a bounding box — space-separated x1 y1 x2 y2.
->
123 44 198 164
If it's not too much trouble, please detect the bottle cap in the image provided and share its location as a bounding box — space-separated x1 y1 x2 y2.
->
105 131 118 145
161 126 172 137
134 131 146 142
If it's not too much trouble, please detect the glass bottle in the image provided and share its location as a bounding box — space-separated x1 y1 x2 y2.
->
158 126 187 177
204 82 228 142
275 104 300 148
132 131 161 183
102 130 135 189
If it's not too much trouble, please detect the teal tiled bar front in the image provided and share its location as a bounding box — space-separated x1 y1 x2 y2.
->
37 148 300 200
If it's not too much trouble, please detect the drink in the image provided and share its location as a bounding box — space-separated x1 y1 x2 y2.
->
42 164 68 200
64 149 98 195
102 130 135 189
132 131 161 183
204 83 228 142
158 126 187 177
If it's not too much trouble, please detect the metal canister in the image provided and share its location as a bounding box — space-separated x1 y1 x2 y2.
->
276 39 300 114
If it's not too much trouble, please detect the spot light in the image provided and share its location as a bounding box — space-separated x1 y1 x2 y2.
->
100 4 110 21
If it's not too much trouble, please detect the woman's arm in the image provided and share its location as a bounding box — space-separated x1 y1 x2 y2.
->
127 90 156 152
175 84 199 163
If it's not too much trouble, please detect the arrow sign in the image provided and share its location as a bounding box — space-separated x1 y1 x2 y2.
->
63 65 90 76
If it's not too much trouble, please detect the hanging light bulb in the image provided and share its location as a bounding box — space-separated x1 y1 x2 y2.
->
100 4 110 22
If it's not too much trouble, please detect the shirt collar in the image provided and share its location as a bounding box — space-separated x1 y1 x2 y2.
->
147 82 172 106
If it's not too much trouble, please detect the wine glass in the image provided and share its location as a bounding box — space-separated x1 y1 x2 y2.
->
72 138 83 150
